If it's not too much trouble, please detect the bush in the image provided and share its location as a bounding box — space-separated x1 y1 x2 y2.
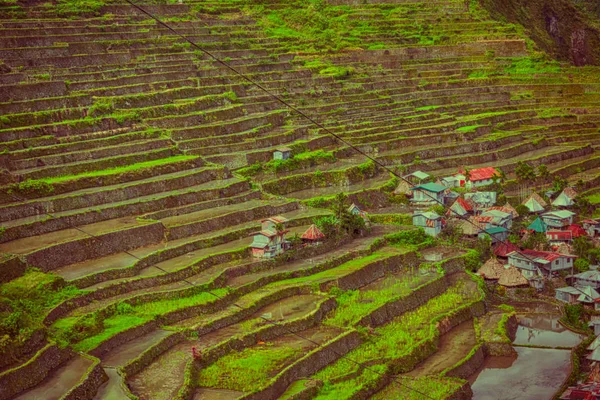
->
575 258 590 273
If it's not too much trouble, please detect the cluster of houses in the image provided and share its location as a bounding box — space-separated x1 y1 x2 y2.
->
249 204 370 259
249 215 325 258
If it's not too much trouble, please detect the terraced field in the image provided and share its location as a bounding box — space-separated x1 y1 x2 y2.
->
0 0 598 399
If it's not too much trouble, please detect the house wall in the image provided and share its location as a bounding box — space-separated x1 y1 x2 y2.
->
542 216 573 228
577 278 600 289
548 257 573 272
472 178 493 187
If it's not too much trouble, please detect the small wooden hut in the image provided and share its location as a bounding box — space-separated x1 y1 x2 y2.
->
301 224 325 245
477 258 505 280
498 266 529 288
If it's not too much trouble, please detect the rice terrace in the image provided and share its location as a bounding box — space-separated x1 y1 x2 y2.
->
0 0 600 398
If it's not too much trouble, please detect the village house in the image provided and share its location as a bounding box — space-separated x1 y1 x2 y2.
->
493 242 520 261
476 209 513 230
552 187 577 208
301 224 325 246
541 210 576 229
439 175 460 188
273 147 291 160
498 265 529 288
348 203 370 225
527 217 548 233
477 257 505 280
464 191 497 210
413 211 443 237
583 219 600 237
447 197 474 218
409 182 448 205
546 230 573 245
404 170 431 184
249 216 290 258
555 286 600 306
479 226 508 242
488 204 519 219
570 269 600 290
455 167 499 188
521 192 547 213
508 249 577 278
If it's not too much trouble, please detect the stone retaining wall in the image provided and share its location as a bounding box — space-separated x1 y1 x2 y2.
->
0 344 73 400
25 221 165 271
0 254 27 283
62 356 108 400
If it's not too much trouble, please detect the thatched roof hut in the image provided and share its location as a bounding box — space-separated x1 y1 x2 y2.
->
477 258 505 280
498 266 529 287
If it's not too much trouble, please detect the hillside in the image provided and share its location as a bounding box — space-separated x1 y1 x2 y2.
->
0 0 598 399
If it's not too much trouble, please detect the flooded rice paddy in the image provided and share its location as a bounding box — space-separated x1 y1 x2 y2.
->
469 313 581 400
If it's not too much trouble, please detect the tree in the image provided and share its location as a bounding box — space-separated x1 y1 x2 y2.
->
575 258 590 273
515 204 530 217
523 232 549 251
573 236 593 259
515 161 536 183
463 167 471 184
313 215 339 238
537 164 550 181
552 175 568 192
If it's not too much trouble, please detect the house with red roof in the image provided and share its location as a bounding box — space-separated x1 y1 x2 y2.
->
546 230 573 244
493 242 519 260
301 224 325 245
508 249 577 278
249 216 290 258
567 224 587 238
447 197 474 218
455 167 499 188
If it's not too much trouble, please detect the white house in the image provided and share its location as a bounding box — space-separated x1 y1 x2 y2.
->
249 216 290 258
413 211 443 237
477 209 513 230
508 249 576 278
571 269 600 290
541 210 576 229
455 167 499 188
556 286 600 305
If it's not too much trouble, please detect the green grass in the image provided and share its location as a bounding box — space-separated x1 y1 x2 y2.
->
197 342 304 392
0 270 83 348
586 193 600 204
33 155 197 184
314 280 476 381
324 272 436 328
52 288 229 351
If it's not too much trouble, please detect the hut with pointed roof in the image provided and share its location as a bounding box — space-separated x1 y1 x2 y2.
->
301 224 325 245
552 187 577 208
522 193 547 213
498 266 529 287
477 258 505 280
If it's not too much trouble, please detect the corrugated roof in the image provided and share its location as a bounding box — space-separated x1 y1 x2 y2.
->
458 167 499 181
528 217 547 233
543 210 576 219
410 182 447 193
301 224 325 241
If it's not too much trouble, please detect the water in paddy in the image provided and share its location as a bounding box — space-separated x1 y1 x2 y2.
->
514 313 585 348
469 313 580 399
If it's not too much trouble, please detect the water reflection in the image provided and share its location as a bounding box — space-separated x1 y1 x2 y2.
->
470 347 571 400
514 314 584 348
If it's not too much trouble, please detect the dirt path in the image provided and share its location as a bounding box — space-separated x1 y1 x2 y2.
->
406 320 477 377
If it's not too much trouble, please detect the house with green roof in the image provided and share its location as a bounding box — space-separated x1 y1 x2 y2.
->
528 217 548 233
541 210 576 229
410 182 448 205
